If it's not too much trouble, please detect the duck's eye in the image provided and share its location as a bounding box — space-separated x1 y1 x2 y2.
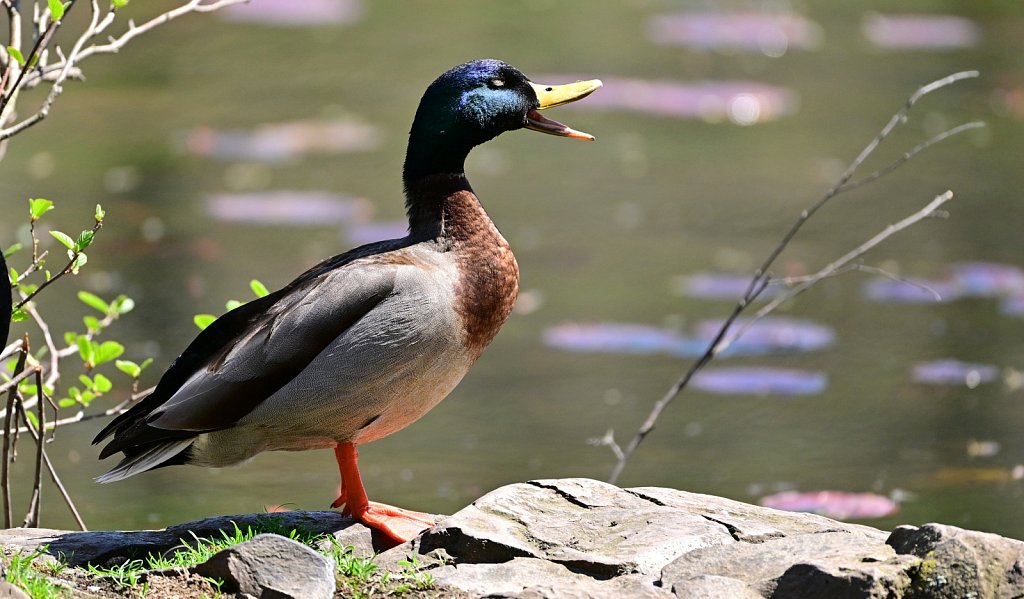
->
490 79 505 88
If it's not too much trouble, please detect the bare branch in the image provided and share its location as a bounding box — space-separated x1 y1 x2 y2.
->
2 336 27 528
718 192 954 354
1 0 248 142
605 72 979 484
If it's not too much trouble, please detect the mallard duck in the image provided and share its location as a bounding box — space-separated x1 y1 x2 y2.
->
93 59 601 544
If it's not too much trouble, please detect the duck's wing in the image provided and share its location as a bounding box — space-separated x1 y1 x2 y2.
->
94 251 401 459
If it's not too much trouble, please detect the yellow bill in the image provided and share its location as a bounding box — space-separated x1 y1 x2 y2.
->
525 79 603 141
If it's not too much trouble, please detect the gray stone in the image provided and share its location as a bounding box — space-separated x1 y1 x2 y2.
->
660 529 913 595
671 574 762 599
0 582 30 599
191 533 335 599
628 486 888 542
6 478 1024 599
0 510 358 566
317 520 376 558
427 557 671 598
383 478 734 579
887 522 1024 598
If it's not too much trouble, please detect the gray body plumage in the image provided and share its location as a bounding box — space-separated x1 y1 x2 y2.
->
188 245 472 466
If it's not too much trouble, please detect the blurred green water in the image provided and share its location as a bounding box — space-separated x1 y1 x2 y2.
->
1 1 1023 538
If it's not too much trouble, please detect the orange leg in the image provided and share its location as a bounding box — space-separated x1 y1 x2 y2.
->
329 442 435 544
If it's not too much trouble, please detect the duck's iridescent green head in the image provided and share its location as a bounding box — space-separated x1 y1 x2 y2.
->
404 59 601 182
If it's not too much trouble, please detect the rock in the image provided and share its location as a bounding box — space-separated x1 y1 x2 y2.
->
887 522 1024 598
0 510 358 566
0 582 30 599
671 574 762 599
377 478 924 598
5 478 1024 598
383 478 734 578
191 533 335 599
661 529 916 595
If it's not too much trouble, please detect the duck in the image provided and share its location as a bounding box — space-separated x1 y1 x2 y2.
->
93 59 602 544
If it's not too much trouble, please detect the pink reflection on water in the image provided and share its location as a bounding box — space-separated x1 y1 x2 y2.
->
207 191 374 226
695 317 835 353
345 220 409 245
692 367 826 396
185 118 381 163
865 262 1024 304
221 0 364 26
911 359 999 387
542 76 797 125
674 272 783 300
648 12 823 56
862 14 980 50
761 490 898 520
542 322 704 357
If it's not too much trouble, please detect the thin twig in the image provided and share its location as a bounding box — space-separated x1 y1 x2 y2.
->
14 385 153 434
842 122 985 193
606 72 979 484
2 335 27 528
14 218 102 310
42 442 87 531
1 0 249 141
719 192 953 354
23 368 45 527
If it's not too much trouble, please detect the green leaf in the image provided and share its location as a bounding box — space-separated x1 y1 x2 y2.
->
17 283 37 296
95 204 106 222
139 357 153 372
58 398 77 409
6 46 24 67
47 0 64 20
71 252 87 274
94 341 125 365
64 331 77 346
78 374 94 391
111 295 135 315
29 198 54 221
194 314 217 331
115 360 140 378
93 373 113 392
250 279 270 298
76 336 94 365
78 291 110 314
8 266 17 285
68 387 81 402
2 243 22 259
10 309 28 322
80 390 96 406
18 381 37 396
24 411 38 430
76 230 94 252
225 300 242 311
83 315 102 332
50 230 75 250
112 0 129 8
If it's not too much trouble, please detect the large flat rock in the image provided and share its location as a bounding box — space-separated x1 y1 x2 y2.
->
4 478 1024 599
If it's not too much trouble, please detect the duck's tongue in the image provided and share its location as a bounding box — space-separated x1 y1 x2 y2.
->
525 109 595 141
524 78 603 141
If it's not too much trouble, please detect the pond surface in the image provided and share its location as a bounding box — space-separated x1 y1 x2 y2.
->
1 1 1023 539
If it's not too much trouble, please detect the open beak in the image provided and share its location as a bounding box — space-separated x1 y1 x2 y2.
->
526 79 603 141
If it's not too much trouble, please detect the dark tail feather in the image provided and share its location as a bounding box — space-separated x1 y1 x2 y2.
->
95 440 193 483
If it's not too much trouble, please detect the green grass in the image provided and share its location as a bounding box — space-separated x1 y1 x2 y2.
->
5 546 69 598
78 515 435 598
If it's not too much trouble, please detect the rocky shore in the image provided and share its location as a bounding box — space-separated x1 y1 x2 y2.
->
1 478 1022 598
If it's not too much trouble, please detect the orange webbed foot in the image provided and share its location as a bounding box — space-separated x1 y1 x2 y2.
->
353 501 434 544
331 443 435 544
